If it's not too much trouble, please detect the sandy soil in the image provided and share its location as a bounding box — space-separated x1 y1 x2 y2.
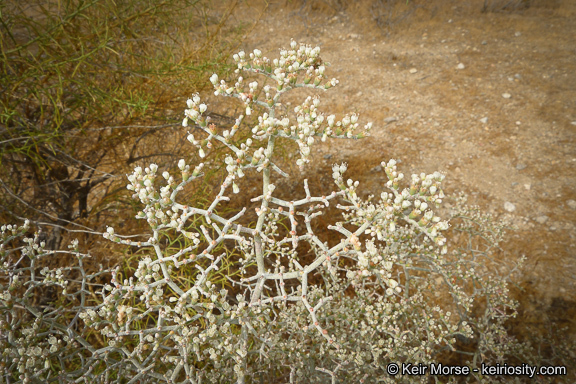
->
214 0 576 351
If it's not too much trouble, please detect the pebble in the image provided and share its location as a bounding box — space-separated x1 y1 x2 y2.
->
502 93 512 99
524 184 531 190
371 165 383 172
504 202 516 212
516 164 527 170
535 215 549 224
384 117 398 124
456 63 465 70
571 121 576 126
480 117 488 124
567 200 576 209
409 68 418 74
323 154 333 160
481 40 487 45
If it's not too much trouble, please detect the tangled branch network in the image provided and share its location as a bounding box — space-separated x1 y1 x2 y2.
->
1 40 526 384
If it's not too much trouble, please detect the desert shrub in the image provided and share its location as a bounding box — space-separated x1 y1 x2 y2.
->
1 40 547 384
0 0 249 250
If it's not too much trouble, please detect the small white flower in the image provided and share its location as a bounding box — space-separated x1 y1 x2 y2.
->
199 104 207 113
210 73 218 85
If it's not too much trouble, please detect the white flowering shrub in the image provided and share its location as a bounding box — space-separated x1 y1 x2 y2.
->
1 41 533 383
0 221 114 382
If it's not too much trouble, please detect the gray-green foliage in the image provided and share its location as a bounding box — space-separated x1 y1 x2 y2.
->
1 41 535 383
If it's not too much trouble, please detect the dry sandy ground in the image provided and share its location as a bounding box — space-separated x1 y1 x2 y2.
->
208 0 576 356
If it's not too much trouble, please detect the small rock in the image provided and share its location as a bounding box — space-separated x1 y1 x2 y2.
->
384 117 398 124
480 117 488 124
323 154 333 160
535 215 549 224
481 40 487 45
409 68 418 74
456 63 465 70
504 202 516 212
502 93 512 99
515 31 522 37
571 121 576 126
511 182 519 187
371 165 382 172
516 164 527 170
524 184 531 191
567 200 576 209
